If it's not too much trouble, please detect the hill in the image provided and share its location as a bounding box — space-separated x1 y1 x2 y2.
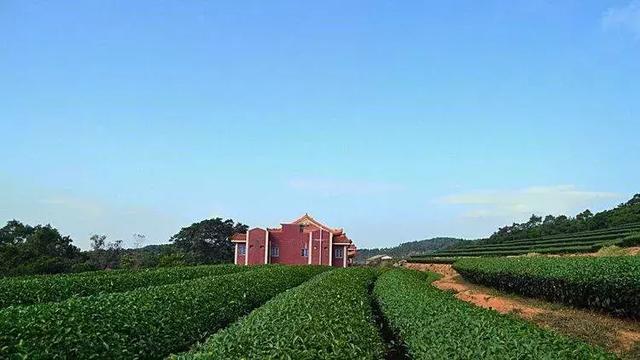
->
484 193 640 244
411 193 640 260
356 237 466 263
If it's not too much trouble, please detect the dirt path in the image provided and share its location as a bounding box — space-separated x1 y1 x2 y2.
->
404 263 640 359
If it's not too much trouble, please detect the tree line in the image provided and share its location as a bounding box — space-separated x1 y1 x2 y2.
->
0 217 247 277
483 194 640 244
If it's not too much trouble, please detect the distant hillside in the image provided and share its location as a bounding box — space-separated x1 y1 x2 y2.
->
479 193 640 245
413 193 640 259
356 237 466 262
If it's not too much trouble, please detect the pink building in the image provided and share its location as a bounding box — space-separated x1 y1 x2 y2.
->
231 214 356 267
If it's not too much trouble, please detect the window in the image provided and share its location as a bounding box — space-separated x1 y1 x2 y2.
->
271 246 280 257
301 248 309 257
334 247 343 259
238 244 246 256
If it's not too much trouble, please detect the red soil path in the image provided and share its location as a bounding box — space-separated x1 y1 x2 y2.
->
404 262 640 357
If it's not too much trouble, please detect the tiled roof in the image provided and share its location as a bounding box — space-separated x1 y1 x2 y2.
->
230 233 246 240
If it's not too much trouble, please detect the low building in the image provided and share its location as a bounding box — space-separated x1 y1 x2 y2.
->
365 254 393 266
230 214 356 267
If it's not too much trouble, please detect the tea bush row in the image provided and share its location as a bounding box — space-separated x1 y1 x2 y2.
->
453 257 640 317
0 264 250 308
0 265 327 359
172 267 385 359
373 269 614 359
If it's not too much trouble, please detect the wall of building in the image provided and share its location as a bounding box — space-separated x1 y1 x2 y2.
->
309 229 331 266
269 224 308 265
236 225 351 267
331 244 347 268
247 228 266 265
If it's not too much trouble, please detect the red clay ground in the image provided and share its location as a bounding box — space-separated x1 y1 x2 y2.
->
404 262 640 359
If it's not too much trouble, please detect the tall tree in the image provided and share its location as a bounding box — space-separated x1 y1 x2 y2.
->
170 218 247 264
0 220 80 275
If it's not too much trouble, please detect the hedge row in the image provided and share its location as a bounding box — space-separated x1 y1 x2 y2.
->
374 269 614 359
620 233 640 247
0 265 328 359
457 233 624 251
441 240 605 254
0 264 251 308
499 224 640 244
431 244 600 258
453 257 640 318
406 257 457 264
172 267 385 359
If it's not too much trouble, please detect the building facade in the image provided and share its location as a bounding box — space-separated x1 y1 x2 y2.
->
230 214 356 267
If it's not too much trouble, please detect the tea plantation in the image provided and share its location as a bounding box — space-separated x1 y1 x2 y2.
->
0 262 622 359
410 223 640 261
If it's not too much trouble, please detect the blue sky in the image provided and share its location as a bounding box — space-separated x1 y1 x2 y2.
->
1 1 639 249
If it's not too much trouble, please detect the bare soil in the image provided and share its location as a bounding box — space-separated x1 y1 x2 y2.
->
404 263 640 359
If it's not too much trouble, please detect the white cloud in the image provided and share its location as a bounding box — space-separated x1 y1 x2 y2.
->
440 185 619 219
288 177 403 196
602 0 640 38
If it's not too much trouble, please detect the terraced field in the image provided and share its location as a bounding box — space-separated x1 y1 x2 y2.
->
0 263 619 359
454 256 640 318
410 223 640 261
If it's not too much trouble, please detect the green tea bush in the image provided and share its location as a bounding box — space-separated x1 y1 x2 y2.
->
407 257 457 264
620 233 640 247
430 224 640 258
0 265 327 359
454 257 640 317
172 268 385 359
374 269 614 359
432 243 607 257
0 264 250 308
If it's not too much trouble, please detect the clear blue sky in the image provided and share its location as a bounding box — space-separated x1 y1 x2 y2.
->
1 1 639 249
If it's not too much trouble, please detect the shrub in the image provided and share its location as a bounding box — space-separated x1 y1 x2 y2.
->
620 233 640 247
374 269 614 359
172 267 385 359
0 265 327 359
454 257 640 318
407 257 457 264
596 245 628 257
0 263 250 308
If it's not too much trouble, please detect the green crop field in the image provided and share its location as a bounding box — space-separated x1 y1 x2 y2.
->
0 263 251 308
172 267 385 359
0 265 326 359
374 269 613 359
409 223 640 260
0 264 622 359
454 256 640 318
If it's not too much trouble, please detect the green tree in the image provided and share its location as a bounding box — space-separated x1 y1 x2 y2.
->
0 220 80 276
576 209 594 222
170 218 247 264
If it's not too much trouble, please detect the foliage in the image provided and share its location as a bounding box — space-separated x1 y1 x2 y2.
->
170 217 248 264
406 257 457 264
483 194 640 244
0 265 327 359
454 257 640 318
356 237 466 262
374 269 614 359
173 268 385 359
85 234 125 269
0 216 248 277
0 220 81 276
430 224 640 257
620 233 640 247
595 245 629 257
0 264 250 308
